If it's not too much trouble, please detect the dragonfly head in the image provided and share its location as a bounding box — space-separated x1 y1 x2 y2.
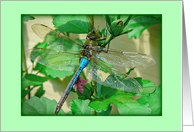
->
86 29 101 40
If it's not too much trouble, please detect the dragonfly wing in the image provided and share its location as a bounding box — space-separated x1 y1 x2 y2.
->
32 24 83 52
32 24 53 40
86 56 143 93
26 48 80 71
97 49 156 68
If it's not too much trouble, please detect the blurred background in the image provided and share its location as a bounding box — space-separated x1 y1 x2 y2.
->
22 15 161 114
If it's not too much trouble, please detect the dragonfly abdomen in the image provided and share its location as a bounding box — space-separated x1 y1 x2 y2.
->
55 57 89 114
65 58 89 97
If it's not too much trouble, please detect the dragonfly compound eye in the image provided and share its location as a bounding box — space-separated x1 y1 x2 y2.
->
92 30 96 34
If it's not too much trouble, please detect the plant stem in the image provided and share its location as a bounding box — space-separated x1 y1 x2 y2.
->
101 28 133 48
87 15 94 32
102 34 114 47
122 29 133 35
22 23 31 99
66 32 70 37
87 15 97 115
124 15 132 27
104 15 111 27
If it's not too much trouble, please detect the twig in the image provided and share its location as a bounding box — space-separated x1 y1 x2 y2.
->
22 23 31 99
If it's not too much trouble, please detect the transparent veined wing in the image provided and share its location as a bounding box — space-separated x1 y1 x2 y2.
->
31 24 53 40
86 56 143 93
85 48 156 93
26 48 81 71
31 24 83 52
96 48 156 68
29 24 86 71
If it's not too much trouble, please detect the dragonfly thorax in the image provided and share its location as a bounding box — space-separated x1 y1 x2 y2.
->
81 43 93 60
86 29 101 41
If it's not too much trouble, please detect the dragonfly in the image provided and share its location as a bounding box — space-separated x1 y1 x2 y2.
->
28 24 156 114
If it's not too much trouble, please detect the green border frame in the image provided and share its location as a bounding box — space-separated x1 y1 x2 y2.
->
1 1 182 131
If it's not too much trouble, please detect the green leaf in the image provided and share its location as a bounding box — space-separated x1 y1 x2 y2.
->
126 67 135 75
34 41 48 48
70 99 92 115
89 88 151 115
113 99 151 115
141 80 156 94
76 38 85 44
35 85 45 98
133 77 143 86
117 15 121 19
104 15 112 26
106 92 151 115
137 85 162 115
89 78 156 115
22 15 35 22
53 15 89 33
103 15 117 24
88 99 110 112
101 27 110 36
22 74 49 90
123 15 132 27
97 83 102 98
97 105 112 116
22 97 67 115
102 86 136 99
101 85 120 99
124 16 161 39
21 87 34 99
132 77 156 94
21 74 49 99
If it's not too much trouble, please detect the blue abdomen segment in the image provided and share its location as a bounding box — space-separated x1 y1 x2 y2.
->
65 58 89 97
55 57 89 114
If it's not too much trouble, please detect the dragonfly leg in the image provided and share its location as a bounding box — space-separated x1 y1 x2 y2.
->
98 29 111 53
97 29 108 48
101 28 107 43
105 41 110 53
